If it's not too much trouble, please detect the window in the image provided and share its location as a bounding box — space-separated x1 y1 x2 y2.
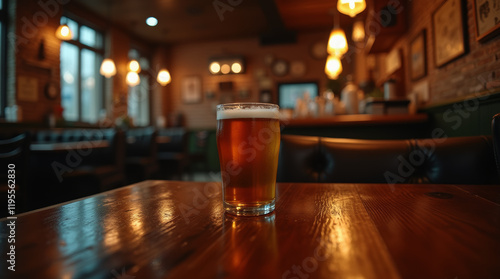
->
0 0 7 118
128 54 151 126
60 17 104 123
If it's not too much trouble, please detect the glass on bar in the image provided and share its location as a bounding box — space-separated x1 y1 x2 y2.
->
216 103 281 216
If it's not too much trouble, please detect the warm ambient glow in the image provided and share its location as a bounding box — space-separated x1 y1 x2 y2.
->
100 58 117 78
220 64 231 74
209 62 221 74
325 55 343 79
126 71 140 87
128 60 141 73
55 24 73 40
146 17 158 26
231 62 242 74
337 0 366 18
157 69 171 86
352 20 365 42
327 28 348 57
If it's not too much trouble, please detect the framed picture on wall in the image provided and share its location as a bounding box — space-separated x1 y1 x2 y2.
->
182 76 202 104
409 29 427 80
473 0 500 41
432 0 466 67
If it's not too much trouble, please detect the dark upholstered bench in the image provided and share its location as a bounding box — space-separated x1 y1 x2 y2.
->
29 128 125 209
125 127 158 184
277 134 499 185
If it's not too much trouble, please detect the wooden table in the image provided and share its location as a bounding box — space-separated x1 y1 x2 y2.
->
1 181 499 278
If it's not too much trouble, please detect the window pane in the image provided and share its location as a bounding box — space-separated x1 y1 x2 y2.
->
128 75 150 126
80 25 102 48
61 17 78 41
60 42 79 121
81 49 103 123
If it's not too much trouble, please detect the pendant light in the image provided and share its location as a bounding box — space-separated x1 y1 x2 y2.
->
100 0 116 78
100 58 116 78
327 28 348 57
325 55 343 80
126 71 140 87
352 20 365 43
128 59 141 73
157 69 171 86
337 0 366 18
55 22 73 41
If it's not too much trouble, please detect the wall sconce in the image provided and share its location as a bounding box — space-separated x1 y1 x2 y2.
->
157 69 171 86
208 56 245 75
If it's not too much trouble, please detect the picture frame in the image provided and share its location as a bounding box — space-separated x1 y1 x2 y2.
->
473 0 500 42
409 29 427 80
182 76 202 104
432 0 466 67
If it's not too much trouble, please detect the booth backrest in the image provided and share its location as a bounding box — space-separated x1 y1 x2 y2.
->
277 135 499 185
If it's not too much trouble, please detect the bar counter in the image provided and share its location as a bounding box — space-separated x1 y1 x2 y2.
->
1 180 499 278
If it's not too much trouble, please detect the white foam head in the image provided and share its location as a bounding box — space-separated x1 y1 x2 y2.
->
217 104 279 120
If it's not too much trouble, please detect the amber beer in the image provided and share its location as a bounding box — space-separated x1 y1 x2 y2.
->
216 103 280 216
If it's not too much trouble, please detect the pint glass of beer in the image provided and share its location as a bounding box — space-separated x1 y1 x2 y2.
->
216 103 281 216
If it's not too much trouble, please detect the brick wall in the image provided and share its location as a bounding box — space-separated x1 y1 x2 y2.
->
11 0 63 122
383 0 500 104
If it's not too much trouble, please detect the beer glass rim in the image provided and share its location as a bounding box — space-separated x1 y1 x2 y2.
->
216 102 279 111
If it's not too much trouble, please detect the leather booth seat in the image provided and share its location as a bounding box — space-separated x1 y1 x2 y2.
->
30 128 125 208
277 135 499 185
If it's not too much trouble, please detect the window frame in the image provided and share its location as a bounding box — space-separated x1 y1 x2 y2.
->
0 0 8 119
60 15 105 123
127 48 153 127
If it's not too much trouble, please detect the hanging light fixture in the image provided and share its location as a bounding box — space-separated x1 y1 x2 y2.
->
99 0 116 78
126 71 140 87
352 20 365 43
128 59 141 73
55 23 73 41
100 58 116 78
337 0 366 18
325 55 343 79
157 69 171 86
327 28 348 57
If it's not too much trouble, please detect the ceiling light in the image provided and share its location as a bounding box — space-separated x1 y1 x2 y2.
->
157 69 171 86
126 71 140 87
337 0 366 18
100 58 116 78
55 24 73 40
146 17 158 27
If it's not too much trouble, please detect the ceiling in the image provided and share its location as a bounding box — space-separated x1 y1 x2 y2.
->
72 0 366 45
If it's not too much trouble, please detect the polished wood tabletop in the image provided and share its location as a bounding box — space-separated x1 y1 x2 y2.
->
1 180 499 279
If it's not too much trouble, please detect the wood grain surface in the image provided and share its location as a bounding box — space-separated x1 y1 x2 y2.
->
1 181 499 279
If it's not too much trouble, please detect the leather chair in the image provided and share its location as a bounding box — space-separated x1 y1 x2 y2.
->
278 134 499 185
